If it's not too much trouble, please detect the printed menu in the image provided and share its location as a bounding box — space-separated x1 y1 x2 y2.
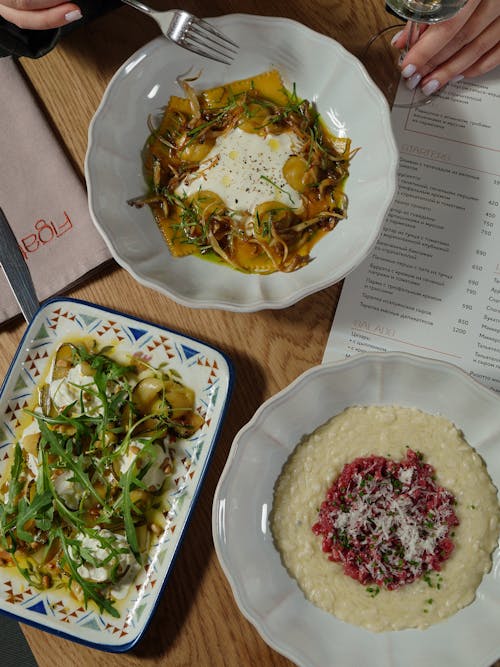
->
323 70 500 392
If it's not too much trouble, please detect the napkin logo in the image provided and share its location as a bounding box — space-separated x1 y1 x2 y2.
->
19 211 73 259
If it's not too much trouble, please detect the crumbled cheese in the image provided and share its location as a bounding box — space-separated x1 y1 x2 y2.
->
314 451 459 588
119 440 167 491
21 417 41 441
49 364 103 415
333 471 449 569
53 470 84 510
73 529 140 598
26 453 39 481
398 467 413 485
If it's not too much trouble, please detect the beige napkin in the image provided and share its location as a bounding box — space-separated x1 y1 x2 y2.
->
0 57 112 325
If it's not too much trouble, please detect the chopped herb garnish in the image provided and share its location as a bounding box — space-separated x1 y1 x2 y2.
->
132 69 357 274
0 340 203 617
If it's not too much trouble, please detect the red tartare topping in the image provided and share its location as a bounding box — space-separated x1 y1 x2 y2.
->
312 449 459 590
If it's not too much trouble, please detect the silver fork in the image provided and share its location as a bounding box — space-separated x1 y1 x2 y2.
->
120 1 238 65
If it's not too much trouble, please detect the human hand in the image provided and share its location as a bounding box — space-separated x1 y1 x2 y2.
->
391 0 500 96
0 0 82 30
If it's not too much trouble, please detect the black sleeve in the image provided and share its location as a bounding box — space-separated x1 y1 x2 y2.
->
0 0 121 58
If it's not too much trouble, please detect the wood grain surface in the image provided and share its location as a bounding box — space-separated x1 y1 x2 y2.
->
1 1 498 665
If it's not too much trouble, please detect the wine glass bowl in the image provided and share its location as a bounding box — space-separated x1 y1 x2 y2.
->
388 0 468 23
361 24 405 106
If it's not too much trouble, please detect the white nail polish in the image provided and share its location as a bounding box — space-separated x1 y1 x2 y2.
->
65 9 82 22
422 79 440 96
406 73 422 91
401 64 417 78
391 29 404 45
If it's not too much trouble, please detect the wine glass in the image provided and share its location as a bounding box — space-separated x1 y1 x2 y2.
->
362 0 469 108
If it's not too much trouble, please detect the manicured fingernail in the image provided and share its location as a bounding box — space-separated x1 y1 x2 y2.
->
422 79 440 96
406 72 422 90
65 9 82 22
450 74 464 83
401 64 417 78
391 29 404 45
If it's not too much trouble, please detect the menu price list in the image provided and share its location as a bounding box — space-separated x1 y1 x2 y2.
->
324 71 500 393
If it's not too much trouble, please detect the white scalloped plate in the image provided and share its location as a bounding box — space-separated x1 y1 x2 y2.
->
213 352 500 666
0 297 233 652
85 14 397 312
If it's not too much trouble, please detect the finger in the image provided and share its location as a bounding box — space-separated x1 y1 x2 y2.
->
0 0 69 10
397 0 483 74
391 22 428 49
419 17 500 94
410 1 500 79
0 2 81 29
461 39 500 77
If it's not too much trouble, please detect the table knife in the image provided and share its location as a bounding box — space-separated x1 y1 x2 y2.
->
0 207 40 323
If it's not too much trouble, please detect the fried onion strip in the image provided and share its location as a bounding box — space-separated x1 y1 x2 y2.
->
137 71 357 274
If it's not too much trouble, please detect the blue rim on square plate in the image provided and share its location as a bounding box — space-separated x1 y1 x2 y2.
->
0 297 234 652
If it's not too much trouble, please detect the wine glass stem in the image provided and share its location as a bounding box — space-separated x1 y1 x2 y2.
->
401 20 420 63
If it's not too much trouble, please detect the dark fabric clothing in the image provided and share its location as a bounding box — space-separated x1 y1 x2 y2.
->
0 613 37 667
0 0 120 58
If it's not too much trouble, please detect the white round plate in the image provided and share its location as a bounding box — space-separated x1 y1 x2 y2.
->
85 14 398 312
212 352 500 666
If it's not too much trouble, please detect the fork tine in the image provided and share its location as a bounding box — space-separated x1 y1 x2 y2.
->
180 40 232 65
183 31 236 62
194 18 239 50
121 2 239 64
180 17 238 64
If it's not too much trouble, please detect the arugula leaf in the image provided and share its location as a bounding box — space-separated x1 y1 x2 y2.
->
37 420 111 512
116 465 140 561
15 492 53 542
56 528 120 618
6 442 23 512
1 341 193 617
35 505 54 531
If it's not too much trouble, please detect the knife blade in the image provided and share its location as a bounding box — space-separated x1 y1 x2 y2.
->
0 207 40 323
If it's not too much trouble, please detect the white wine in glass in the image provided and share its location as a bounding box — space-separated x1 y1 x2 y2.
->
387 0 469 23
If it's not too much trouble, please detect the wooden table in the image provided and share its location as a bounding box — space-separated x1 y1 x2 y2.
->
2 1 496 665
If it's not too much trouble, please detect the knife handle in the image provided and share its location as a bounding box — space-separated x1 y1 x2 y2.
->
0 207 40 323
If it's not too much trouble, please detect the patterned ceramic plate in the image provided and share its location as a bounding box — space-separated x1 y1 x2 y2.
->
0 297 233 652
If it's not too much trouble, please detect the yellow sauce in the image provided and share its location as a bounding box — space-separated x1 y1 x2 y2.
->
141 70 355 274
